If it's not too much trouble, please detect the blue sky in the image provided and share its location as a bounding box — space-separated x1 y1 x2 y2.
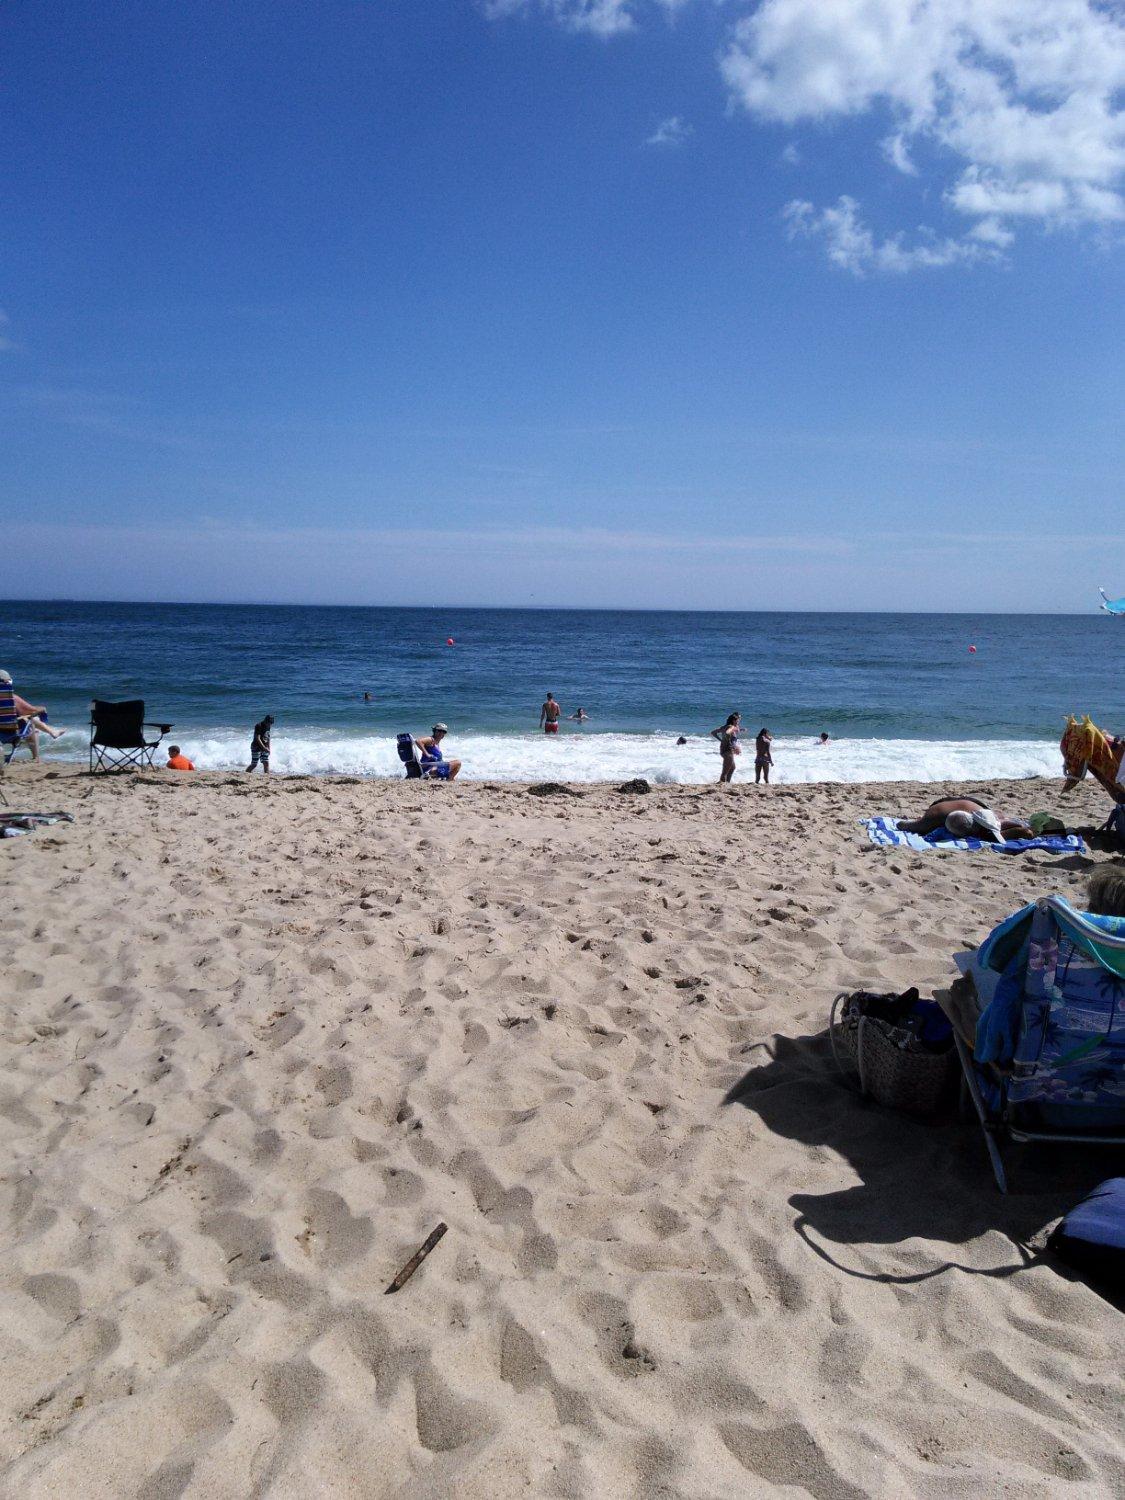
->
3 0 1123 610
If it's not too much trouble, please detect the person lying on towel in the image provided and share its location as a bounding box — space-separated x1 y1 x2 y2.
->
899 797 1034 843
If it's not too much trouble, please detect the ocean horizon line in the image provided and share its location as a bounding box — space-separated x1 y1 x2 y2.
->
3 598 1106 619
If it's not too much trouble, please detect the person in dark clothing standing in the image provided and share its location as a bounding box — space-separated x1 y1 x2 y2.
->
247 715 274 774
711 712 742 784
755 728 773 784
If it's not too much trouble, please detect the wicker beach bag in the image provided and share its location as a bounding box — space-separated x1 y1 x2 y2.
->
830 990 956 1115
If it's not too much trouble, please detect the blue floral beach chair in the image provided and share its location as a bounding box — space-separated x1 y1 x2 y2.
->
956 896 1125 1191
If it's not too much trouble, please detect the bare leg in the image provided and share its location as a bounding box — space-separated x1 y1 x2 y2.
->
29 717 65 740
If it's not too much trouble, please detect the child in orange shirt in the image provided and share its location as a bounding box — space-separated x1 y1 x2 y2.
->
166 745 195 771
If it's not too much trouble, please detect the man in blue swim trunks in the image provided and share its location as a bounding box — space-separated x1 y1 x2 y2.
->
415 723 462 781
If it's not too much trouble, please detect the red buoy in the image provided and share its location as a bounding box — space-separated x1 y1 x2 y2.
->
968 644 977 653
446 637 455 646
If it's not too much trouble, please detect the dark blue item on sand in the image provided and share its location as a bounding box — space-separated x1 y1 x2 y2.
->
1048 1178 1125 1299
396 733 422 779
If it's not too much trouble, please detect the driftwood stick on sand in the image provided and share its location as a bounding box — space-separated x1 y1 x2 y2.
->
385 1223 448 1294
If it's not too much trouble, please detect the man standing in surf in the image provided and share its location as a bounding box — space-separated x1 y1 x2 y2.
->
540 692 562 735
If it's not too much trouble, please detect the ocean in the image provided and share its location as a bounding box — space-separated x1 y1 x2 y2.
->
4 602 1120 784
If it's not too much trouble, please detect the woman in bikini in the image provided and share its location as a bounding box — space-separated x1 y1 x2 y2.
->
711 713 742 784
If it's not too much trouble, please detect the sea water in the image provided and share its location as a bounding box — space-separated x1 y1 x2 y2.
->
4 602 1121 784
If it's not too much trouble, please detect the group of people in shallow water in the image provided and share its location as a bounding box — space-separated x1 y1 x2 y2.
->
3 675 837 792
709 713 830 786
538 698 830 787
539 693 587 732
0 681 1077 837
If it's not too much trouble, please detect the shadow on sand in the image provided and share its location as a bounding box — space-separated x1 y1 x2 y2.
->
723 1029 1111 1289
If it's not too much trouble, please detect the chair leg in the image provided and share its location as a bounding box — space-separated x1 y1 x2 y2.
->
981 1125 1008 1194
952 1031 1008 1192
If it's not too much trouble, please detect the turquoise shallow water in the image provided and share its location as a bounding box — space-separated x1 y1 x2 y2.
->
3 602 1120 781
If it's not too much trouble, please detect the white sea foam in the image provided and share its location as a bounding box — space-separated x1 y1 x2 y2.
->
38 729 1065 784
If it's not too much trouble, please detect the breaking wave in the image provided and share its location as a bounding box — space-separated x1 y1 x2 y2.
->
37 728 1064 784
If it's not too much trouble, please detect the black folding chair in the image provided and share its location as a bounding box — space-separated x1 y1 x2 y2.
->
89 700 173 772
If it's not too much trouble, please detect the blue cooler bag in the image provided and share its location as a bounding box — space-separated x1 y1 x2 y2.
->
1047 1178 1125 1302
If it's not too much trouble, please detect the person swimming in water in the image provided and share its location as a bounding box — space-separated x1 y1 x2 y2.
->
569 707 589 723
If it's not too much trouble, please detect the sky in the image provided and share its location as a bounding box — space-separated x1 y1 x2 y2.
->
2 0 1123 611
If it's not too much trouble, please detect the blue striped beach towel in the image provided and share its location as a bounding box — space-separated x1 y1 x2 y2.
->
862 816 1084 854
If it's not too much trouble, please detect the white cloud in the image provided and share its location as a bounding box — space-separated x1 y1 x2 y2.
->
484 0 1125 265
968 215 1015 248
480 0 632 37
780 141 801 165
647 114 693 145
481 0 687 38
784 195 992 274
723 0 1125 248
881 132 917 176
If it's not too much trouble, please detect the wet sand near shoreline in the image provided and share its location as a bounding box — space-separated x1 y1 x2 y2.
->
1 765 1121 1497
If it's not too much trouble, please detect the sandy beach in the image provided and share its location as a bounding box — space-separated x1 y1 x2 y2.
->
1 765 1121 1498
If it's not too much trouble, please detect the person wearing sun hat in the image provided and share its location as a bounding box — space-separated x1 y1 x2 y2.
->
900 795 1034 843
414 722 461 781
944 807 1004 841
